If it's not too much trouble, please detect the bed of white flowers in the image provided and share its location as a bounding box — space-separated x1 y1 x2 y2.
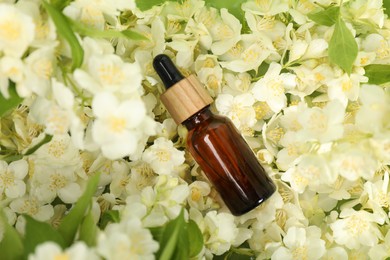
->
0 0 390 259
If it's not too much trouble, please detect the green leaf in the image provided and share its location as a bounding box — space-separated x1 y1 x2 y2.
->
204 0 246 21
149 226 165 242
156 210 186 260
42 1 84 71
364 64 390 84
70 20 147 41
188 220 203 258
0 213 23 260
308 6 340 26
328 17 358 74
0 81 23 118
384 0 390 17
50 0 74 10
79 211 98 246
173 222 189 260
58 173 100 246
99 210 120 230
24 134 53 156
135 0 170 11
23 215 66 258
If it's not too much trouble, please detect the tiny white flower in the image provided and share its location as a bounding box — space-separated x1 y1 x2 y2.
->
271 226 326 260
327 71 368 107
97 218 158 260
222 72 252 94
162 0 204 20
242 0 289 16
296 100 345 143
91 92 147 160
188 180 214 210
245 12 286 40
200 211 251 256
29 80 84 148
282 154 335 193
240 192 284 230
142 137 185 175
0 159 28 199
368 229 390 260
330 143 378 181
321 247 348 260
9 196 54 221
167 39 198 68
215 93 256 128
31 166 82 204
344 0 385 28
362 33 390 62
28 241 100 260
125 161 156 196
355 84 390 134
289 63 334 98
209 9 241 55
17 45 57 97
139 175 189 227
0 56 24 98
0 3 35 58
252 62 296 113
31 134 82 170
330 208 383 249
74 54 142 96
219 34 278 73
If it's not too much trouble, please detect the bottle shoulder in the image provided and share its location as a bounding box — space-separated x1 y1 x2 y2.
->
186 114 238 149
187 113 230 134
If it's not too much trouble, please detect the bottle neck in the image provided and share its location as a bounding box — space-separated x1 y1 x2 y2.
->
182 106 212 130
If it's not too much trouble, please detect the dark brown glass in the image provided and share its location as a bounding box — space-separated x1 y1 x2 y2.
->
183 106 276 216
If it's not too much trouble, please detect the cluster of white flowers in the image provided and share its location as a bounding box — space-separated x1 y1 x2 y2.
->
0 0 390 259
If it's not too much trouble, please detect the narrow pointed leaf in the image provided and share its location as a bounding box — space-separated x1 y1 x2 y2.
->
70 20 147 41
58 173 100 245
364 64 390 84
384 0 390 17
79 211 98 247
24 135 53 156
135 0 170 11
42 1 84 70
204 0 246 20
329 17 358 74
0 213 23 260
188 220 203 257
308 6 340 26
157 210 186 260
23 215 66 258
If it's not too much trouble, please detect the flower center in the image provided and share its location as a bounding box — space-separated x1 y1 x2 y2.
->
0 170 15 187
50 174 67 191
0 18 21 41
347 215 368 236
292 246 308 260
99 64 125 85
48 140 67 158
191 187 202 202
54 253 70 260
155 150 171 162
109 117 127 133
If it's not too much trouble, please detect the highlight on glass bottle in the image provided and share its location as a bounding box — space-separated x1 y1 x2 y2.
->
153 54 276 216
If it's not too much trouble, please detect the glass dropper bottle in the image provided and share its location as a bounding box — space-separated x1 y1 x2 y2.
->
153 54 276 216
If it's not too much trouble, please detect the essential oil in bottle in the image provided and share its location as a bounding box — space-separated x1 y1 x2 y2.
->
153 54 276 216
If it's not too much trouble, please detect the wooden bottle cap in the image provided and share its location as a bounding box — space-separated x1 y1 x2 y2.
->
160 75 213 124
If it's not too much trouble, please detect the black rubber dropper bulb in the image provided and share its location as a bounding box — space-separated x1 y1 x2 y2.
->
153 54 184 89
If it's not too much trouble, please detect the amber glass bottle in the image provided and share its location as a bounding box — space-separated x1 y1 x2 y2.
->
153 54 276 216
